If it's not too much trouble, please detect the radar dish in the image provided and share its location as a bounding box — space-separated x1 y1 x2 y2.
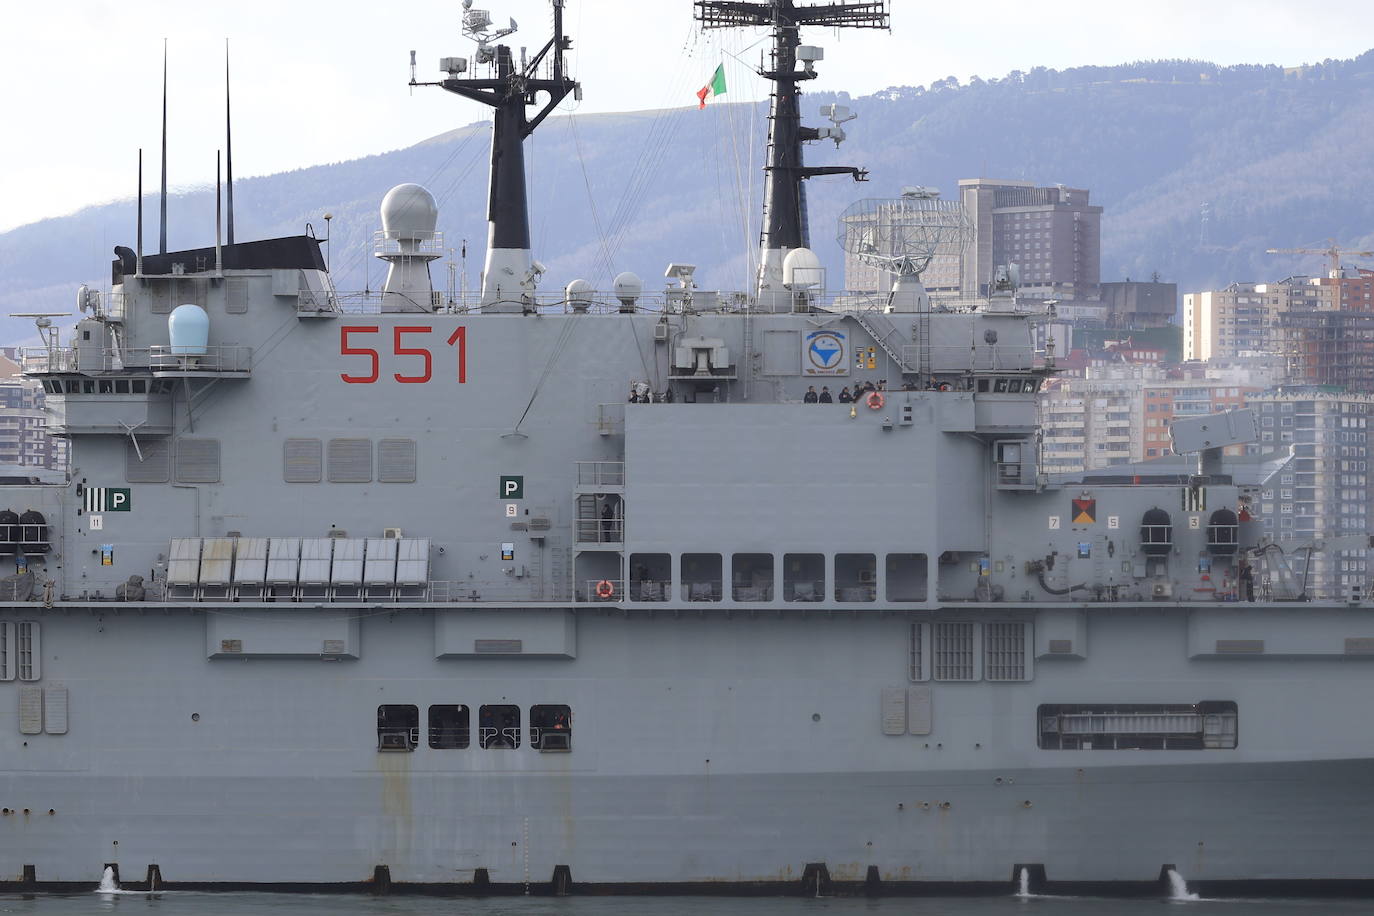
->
838 194 971 281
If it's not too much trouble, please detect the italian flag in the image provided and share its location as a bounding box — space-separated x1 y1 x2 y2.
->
697 64 727 109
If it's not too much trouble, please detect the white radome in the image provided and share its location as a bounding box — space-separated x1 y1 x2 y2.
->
380 183 439 239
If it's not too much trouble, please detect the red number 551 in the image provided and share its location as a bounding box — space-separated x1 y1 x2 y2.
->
340 325 466 384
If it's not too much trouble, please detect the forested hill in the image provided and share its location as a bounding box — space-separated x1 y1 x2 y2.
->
3 50 1373 344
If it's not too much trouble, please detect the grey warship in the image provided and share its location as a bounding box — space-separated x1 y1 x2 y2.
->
2 0 1374 897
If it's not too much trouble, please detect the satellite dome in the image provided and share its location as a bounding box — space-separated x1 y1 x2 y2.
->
565 278 594 312
613 271 643 303
380 183 439 240
782 247 823 289
168 303 210 357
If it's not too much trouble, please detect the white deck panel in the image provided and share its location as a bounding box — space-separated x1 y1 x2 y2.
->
265 537 302 585
330 539 364 585
364 538 398 585
299 538 334 584
234 538 269 584
199 538 236 586
167 538 202 586
396 538 430 585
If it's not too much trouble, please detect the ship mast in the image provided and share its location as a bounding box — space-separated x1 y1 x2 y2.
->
414 1 577 312
695 0 887 309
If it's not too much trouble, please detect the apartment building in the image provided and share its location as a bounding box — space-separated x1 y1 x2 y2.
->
1246 388 1374 600
1039 364 1261 472
0 353 68 470
1182 277 1332 362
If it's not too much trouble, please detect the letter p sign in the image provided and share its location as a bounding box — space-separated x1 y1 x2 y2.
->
500 476 524 499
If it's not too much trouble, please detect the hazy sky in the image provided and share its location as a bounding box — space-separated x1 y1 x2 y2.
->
2 0 1371 233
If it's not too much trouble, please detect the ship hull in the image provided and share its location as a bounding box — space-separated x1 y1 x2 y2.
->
3 602 1374 892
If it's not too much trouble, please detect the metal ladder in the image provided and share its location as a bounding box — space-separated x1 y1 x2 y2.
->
851 311 909 374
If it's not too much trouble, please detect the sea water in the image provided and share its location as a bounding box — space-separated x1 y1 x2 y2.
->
3 892 1373 916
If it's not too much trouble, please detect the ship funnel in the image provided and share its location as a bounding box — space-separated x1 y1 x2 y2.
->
168 303 210 358
376 183 442 313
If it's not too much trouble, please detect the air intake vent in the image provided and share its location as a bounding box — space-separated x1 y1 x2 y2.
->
284 438 323 483
377 438 417 483
328 438 372 483
175 438 221 483
126 438 171 483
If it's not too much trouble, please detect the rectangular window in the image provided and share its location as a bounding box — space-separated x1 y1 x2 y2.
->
629 553 670 602
731 553 773 602
1038 702 1238 750
886 553 929 601
835 553 877 602
479 704 521 749
530 704 572 751
681 553 722 602
428 704 469 749
933 622 977 681
783 553 824 602
984 621 1030 681
377 704 419 752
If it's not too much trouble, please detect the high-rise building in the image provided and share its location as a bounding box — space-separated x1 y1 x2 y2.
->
958 179 1102 301
0 351 68 470
1039 364 1261 473
1246 388 1373 601
1182 277 1332 362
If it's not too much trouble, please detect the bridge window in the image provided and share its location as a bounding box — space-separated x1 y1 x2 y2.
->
376 704 419 752
681 553 722 602
885 553 928 601
530 704 571 751
479 704 521 749
427 704 469 749
731 553 773 601
784 553 824 602
835 553 876 602
1038 702 1238 750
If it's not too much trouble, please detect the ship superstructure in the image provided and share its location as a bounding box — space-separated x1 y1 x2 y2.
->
2 0 1374 898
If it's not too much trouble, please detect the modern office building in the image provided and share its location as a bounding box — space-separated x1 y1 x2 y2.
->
959 178 1102 301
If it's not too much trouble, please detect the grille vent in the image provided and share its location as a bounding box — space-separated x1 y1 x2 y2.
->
284 438 323 483
377 438 417 483
126 438 171 483
176 438 222 483
328 438 372 483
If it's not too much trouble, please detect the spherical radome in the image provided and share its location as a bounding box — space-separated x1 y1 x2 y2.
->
380 184 439 239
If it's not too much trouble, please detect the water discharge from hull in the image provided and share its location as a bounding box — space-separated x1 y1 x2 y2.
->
1017 866 1030 897
97 866 119 893
1167 868 1201 901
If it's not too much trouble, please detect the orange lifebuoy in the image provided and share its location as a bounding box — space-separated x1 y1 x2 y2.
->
595 580 615 599
866 390 885 410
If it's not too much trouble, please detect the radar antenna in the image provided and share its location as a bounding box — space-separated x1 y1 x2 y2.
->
413 1 577 311
838 188 969 315
695 0 888 309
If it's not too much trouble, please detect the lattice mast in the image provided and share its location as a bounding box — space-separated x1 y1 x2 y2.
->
413 1 577 310
695 0 887 307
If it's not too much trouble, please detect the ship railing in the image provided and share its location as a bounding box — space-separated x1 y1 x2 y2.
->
19 348 77 373
372 229 445 258
577 461 625 487
19 345 252 374
300 288 1021 317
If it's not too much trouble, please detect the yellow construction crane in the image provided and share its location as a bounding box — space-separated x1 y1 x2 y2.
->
1266 238 1374 275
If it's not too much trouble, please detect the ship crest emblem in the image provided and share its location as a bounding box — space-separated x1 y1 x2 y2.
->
803 330 847 376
